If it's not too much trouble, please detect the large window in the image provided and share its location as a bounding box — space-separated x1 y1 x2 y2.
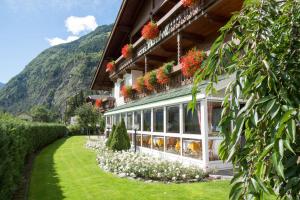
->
114 114 120 125
106 116 111 126
153 108 164 132
121 113 126 124
135 134 142 147
166 137 180 155
143 109 151 131
134 111 141 131
208 102 222 136
152 136 164 151
142 135 151 148
167 106 179 133
182 139 202 160
127 112 133 130
209 139 221 161
184 103 201 134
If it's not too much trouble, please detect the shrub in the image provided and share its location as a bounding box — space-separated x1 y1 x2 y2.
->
110 120 130 151
67 124 82 135
0 114 66 199
106 124 116 148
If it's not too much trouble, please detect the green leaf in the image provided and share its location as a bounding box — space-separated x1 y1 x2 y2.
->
287 119 296 142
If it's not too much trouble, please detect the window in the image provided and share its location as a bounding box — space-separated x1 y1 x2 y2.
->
166 137 180 155
167 106 179 133
127 112 133 130
184 103 201 134
182 139 202 160
135 134 142 147
128 133 133 143
134 111 141 131
106 116 111 126
143 109 151 131
121 113 126 124
142 135 151 148
152 136 164 151
119 80 125 97
208 102 222 136
114 114 120 125
208 139 221 161
153 108 164 132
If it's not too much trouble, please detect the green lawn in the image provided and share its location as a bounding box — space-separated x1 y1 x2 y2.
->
29 136 231 200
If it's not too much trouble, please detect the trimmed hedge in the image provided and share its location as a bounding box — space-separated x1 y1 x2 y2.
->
0 114 66 199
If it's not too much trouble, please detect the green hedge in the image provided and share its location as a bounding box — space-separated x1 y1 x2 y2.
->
0 114 66 199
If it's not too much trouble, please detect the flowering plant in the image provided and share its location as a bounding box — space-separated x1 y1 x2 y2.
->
144 71 157 91
180 48 205 77
95 99 102 108
141 21 159 40
121 44 133 58
133 77 144 93
106 61 115 73
156 61 174 85
121 85 133 98
181 0 198 7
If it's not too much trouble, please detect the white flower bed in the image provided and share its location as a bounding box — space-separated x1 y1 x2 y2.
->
87 139 208 183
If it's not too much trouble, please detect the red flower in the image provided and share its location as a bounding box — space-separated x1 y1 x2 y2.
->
156 62 174 85
141 21 159 40
121 85 132 98
106 61 115 73
144 71 157 91
181 0 198 7
121 44 133 58
180 49 205 78
95 99 102 108
133 77 144 93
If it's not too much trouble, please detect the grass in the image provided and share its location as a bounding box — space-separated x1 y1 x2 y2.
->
28 136 232 200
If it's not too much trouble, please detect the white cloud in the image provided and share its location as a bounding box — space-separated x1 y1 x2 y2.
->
46 35 79 46
65 16 98 35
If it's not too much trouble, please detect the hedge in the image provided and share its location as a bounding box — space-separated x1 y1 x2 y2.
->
0 114 67 199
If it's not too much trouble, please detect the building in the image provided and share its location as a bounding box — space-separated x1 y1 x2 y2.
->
91 0 242 171
86 95 115 113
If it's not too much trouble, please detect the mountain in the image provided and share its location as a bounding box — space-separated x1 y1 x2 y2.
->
0 24 112 114
0 82 4 89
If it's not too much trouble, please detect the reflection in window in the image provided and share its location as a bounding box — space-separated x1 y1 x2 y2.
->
134 111 141 131
142 135 151 148
167 106 179 133
209 139 221 161
127 112 133 130
143 109 151 131
184 103 201 134
166 137 180 155
153 108 164 132
208 102 222 136
152 136 164 151
182 139 202 159
135 134 142 147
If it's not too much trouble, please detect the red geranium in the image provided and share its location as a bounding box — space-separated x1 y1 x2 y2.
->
95 99 102 108
180 49 205 78
156 62 173 85
144 71 157 91
121 85 132 98
106 61 115 73
133 77 144 93
181 0 198 7
141 21 159 40
121 44 133 58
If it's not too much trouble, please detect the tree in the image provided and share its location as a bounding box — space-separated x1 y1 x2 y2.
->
191 0 300 199
30 105 51 122
110 120 130 151
99 115 106 133
75 103 99 134
106 124 116 148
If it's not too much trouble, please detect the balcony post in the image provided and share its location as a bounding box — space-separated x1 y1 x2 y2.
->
144 55 148 73
201 99 209 171
177 32 181 65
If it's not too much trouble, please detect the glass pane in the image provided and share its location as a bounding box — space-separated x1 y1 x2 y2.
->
143 109 151 131
115 114 120 125
184 103 201 134
182 139 202 160
153 108 164 132
208 102 222 136
209 139 221 161
121 113 126 123
167 106 179 133
166 137 180 155
134 111 141 131
127 112 133 130
128 133 133 143
152 136 164 151
142 135 151 148
134 134 141 147
106 116 111 125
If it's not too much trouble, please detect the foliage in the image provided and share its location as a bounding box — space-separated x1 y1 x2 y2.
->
191 0 300 199
67 124 82 135
0 113 66 199
156 61 174 85
121 44 133 58
30 105 58 122
133 77 145 93
181 48 205 78
99 115 106 133
144 71 157 91
181 0 199 7
106 124 116 148
120 85 133 99
75 103 99 134
109 119 130 151
141 21 159 40
106 61 115 73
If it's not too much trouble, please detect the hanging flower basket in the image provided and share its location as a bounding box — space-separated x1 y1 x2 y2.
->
121 85 133 99
95 99 102 108
156 61 174 85
144 71 157 91
106 61 115 73
133 76 145 93
181 0 199 7
180 49 205 78
121 44 133 58
141 21 159 40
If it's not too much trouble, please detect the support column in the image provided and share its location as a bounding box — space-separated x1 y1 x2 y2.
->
201 99 209 171
144 55 148 73
177 32 181 65
179 103 184 156
163 106 167 153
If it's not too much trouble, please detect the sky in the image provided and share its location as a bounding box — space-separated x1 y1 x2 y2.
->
0 0 122 83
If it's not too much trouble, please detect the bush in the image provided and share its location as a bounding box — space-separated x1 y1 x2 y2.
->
106 124 116 148
67 124 82 136
0 114 66 199
110 120 130 151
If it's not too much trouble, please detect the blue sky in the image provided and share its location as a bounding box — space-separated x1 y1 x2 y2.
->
0 0 122 83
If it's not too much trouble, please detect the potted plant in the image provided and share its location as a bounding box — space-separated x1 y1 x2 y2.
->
121 44 133 58
181 0 199 7
144 71 157 91
180 48 205 78
156 61 174 85
134 76 145 93
106 61 115 73
141 21 159 40
121 85 133 99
